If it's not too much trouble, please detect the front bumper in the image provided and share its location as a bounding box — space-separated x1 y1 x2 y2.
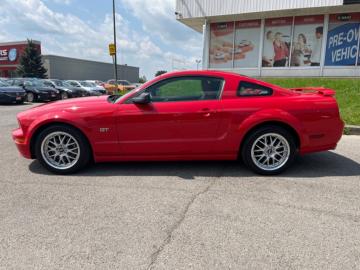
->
12 128 32 159
35 92 60 101
72 90 90 98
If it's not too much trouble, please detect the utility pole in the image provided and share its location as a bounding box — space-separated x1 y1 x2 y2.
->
112 0 118 85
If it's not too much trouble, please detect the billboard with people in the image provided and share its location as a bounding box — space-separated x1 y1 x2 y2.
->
234 20 261 68
262 17 292 67
291 15 324 67
208 13 360 70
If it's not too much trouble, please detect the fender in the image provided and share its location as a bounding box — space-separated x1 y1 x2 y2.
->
236 108 310 148
26 111 94 146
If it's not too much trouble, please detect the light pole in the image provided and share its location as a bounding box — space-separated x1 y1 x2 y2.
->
196 59 201 70
112 0 118 85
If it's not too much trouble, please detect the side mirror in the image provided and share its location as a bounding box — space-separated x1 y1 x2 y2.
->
132 92 151 104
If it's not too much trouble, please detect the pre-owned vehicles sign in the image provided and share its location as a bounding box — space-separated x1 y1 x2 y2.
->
325 13 360 66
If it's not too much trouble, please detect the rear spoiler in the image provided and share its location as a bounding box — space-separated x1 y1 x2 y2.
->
289 87 335 97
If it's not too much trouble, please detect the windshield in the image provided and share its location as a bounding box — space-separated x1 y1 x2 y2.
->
32 80 47 87
52 80 64 87
80 81 93 87
118 80 130 85
0 81 10 87
63 81 73 88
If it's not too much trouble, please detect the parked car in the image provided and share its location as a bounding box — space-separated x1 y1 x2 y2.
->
12 70 344 175
0 80 26 104
66 80 106 96
9 78 60 102
86 80 105 86
108 79 136 91
45 79 89 99
80 81 106 95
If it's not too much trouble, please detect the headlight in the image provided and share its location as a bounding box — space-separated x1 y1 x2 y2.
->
55 90 60 94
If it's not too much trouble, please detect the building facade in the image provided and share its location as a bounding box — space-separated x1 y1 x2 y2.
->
0 41 139 82
176 0 360 77
42 55 139 82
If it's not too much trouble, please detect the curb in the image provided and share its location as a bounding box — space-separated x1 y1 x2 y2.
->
345 125 360 135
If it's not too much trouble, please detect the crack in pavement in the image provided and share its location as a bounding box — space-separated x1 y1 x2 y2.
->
146 179 216 270
146 164 228 270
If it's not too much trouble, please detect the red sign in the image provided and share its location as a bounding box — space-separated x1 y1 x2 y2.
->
210 22 234 37
265 17 293 27
0 43 41 66
295 15 324 25
329 12 360 23
236 19 261 29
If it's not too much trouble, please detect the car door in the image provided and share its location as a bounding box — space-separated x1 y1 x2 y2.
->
116 76 225 157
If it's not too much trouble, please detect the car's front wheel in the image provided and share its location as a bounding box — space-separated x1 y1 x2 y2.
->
241 125 297 175
61 91 69 100
26 92 35 103
35 125 91 174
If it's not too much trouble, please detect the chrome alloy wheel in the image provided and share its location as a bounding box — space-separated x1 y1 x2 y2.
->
40 131 80 170
251 133 290 171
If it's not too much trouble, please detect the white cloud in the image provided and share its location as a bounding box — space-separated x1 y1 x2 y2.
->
0 0 202 79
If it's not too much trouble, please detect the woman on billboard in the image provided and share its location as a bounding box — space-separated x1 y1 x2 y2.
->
273 32 289 66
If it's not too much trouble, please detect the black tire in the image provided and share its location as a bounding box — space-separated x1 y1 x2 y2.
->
26 92 35 103
61 91 69 100
241 125 297 175
34 125 91 174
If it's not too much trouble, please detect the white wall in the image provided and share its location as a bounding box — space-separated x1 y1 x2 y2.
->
176 0 343 19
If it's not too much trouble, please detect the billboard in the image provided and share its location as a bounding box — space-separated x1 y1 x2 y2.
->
234 20 261 68
209 22 234 68
262 17 292 67
290 15 324 67
325 13 360 66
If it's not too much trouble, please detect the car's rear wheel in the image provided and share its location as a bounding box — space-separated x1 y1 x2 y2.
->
26 92 34 103
241 126 296 175
61 91 69 100
35 125 91 174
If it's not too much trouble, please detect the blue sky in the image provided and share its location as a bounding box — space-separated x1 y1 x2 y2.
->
0 0 203 80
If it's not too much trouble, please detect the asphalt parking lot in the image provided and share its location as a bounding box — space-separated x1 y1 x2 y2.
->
0 103 360 270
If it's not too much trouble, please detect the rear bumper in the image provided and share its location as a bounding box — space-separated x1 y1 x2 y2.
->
299 118 344 155
12 128 32 159
36 92 60 101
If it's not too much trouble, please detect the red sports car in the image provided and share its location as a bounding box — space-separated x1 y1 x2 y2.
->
12 70 344 175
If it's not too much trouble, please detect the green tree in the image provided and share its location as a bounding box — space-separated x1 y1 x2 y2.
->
155 70 167 77
139 75 147 83
17 39 47 78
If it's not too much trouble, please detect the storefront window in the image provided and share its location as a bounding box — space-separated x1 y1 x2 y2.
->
262 17 292 67
290 15 324 67
325 13 360 66
209 22 234 69
233 20 261 68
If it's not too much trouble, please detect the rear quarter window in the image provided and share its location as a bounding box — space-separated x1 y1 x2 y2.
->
237 81 273 97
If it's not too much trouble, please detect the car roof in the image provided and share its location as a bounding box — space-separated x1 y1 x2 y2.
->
158 70 245 79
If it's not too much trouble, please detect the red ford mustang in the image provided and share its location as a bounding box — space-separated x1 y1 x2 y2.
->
12 70 344 175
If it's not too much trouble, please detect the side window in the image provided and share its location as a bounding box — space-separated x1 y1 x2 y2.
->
237 81 273 97
144 76 223 102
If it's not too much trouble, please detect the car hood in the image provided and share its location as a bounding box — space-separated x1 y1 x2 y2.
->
33 87 58 92
0 86 25 93
18 96 109 118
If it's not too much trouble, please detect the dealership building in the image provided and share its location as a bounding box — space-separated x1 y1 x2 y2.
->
0 41 139 82
176 0 360 77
